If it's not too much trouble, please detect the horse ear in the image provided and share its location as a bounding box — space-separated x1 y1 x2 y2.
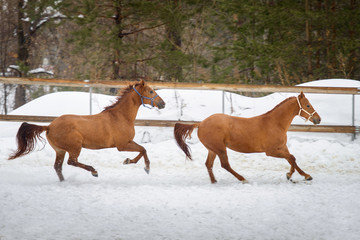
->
299 91 305 98
140 79 145 86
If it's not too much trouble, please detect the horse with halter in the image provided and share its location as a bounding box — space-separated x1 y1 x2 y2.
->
9 80 165 181
174 92 321 183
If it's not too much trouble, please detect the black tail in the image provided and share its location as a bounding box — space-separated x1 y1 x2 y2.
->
8 122 48 160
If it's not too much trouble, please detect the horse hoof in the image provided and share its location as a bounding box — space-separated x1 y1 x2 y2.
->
305 175 313 181
123 158 130 165
92 171 98 177
241 179 249 184
286 173 292 180
144 167 150 174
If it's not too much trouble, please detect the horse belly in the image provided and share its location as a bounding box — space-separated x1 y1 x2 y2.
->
226 135 265 153
82 137 116 149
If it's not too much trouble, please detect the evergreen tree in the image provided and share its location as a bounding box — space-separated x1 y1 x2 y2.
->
61 0 165 80
61 0 208 82
212 0 360 84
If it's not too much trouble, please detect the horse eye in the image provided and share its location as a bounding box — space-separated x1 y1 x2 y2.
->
307 105 310 108
150 90 153 94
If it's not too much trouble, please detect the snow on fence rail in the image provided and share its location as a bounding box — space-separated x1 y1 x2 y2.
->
0 77 359 137
0 77 359 94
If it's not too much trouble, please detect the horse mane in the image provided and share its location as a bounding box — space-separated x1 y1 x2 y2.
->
103 82 141 111
263 96 295 115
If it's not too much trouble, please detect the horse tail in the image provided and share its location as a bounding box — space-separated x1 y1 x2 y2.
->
174 122 199 160
8 122 49 160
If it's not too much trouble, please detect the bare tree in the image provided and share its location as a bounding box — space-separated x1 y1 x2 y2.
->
14 0 63 109
0 0 17 113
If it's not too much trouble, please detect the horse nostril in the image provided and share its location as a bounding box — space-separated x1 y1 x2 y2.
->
157 101 165 109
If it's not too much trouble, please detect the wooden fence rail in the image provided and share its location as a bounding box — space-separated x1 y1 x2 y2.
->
1 77 359 94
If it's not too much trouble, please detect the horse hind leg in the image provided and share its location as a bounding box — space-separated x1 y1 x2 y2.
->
205 150 217 184
217 150 247 183
54 150 66 181
67 149 98 178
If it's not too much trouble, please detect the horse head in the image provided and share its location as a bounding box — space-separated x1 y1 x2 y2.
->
297 92 321 124
134 79 166 109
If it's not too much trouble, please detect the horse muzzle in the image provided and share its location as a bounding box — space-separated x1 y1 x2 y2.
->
311 114 321 125
312 117 321 125
156 100 166 109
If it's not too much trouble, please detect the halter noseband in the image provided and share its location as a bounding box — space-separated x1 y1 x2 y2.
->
296 96 316 122
133 87 159 109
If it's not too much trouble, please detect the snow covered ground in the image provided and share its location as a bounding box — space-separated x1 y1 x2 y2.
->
0 79 360 240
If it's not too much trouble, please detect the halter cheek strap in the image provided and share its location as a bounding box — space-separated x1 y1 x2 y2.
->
296 96 316 122
133 87 159 109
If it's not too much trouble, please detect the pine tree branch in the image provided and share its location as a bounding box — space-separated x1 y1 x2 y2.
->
121 23 165 36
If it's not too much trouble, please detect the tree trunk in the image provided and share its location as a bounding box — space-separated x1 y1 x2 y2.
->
166 25 183 81
14 84 26 109
330 1 337 76
164 0 183 82
14 0 28 109
305 0 313 77
112 0 123 80
348 0 356 79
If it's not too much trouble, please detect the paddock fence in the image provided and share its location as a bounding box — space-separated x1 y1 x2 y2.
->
0 77 359 138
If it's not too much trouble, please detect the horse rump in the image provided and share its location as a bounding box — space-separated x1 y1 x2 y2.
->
8 122 48 160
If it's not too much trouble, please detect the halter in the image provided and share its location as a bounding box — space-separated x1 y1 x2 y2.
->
133 87 159 109
296 96 316 122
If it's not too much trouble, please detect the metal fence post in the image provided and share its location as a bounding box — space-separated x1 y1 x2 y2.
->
352 94 355 140
84 80 92 115
222 91 225 114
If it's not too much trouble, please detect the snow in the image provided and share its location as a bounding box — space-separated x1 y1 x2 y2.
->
28 67 54 75
7 65 54 76
0 79 360 240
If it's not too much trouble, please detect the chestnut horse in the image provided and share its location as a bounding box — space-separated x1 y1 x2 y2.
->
174 92 321 183
8 80 165 181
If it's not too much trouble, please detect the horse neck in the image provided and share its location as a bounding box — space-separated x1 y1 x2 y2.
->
266 97 299 130
110 91 142 122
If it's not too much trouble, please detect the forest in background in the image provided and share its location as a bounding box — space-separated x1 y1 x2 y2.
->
0 0 359 111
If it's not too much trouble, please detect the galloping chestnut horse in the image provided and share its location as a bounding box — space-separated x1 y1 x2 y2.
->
8 80 165 181
174 92 321 183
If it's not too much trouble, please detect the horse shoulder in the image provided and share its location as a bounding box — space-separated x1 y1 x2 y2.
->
255 114 288 150
102 111 136 147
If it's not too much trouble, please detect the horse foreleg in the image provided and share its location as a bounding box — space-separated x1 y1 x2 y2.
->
120 141 150 174
266 147 312 181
